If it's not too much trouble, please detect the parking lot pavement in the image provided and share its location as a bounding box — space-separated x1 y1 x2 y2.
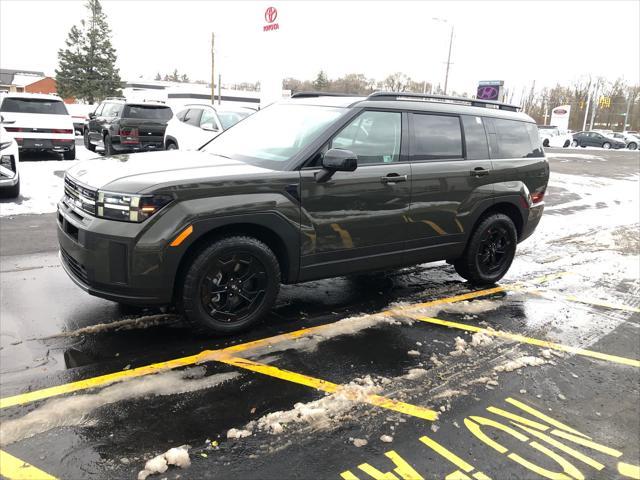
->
0 150 638 479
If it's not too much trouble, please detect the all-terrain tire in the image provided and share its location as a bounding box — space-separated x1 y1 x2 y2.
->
181 236 281 335
454 213 517 285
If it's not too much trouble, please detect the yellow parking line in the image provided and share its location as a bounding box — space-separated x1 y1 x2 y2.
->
529 290 640 314
406 314 640 368
0 352 210 409
214 355 439 421
0 449 57 480
0 271 585 409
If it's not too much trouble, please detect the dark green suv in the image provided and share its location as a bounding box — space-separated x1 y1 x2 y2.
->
58 92 548 334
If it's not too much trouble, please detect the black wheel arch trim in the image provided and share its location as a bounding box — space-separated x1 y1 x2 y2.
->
165 135 178 149
167 212 300 297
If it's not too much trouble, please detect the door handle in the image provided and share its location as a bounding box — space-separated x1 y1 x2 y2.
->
470 168 490 177
381 174 408 184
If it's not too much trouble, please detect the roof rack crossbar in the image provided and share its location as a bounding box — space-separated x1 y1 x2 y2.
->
291 91 359 99
367 91 520 112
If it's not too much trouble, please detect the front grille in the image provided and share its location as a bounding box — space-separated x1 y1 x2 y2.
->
64 175 97 216
61 248 89 283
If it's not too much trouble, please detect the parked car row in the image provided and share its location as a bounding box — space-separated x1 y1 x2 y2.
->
570 130 635 149
536 121 640 150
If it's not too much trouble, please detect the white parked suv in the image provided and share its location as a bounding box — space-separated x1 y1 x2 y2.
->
0 93 76 159
0 123 20 198
164 104 254 151
537 125 572 148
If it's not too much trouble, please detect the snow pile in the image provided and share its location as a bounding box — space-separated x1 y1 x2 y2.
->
242 313 411 358
352 438 367 447
138 446 190 480
380 435 394 443
449 336 468 356
406 299 502 319
404 368 428 380
0 369 237 445
407 350 420 356
227 428 252 439
41 313 180 339
231 376 383 436
470 331 494 347
494 356 546 373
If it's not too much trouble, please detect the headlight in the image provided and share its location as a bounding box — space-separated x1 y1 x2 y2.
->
96 191 173 222
0 141 12 151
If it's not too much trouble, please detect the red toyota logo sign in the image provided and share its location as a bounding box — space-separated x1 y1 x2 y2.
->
265 7 278 23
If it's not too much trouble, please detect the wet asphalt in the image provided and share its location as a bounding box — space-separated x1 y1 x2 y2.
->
0 148 638 479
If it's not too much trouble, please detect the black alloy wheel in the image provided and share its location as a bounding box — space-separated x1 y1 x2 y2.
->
454 213 517 285
200 252 268 322
182 236 280 334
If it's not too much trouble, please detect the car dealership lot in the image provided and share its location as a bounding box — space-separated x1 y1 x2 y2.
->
0 148 638 479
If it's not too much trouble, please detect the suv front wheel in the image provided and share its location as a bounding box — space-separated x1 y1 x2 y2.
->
454 213 517 285
181 236 281 334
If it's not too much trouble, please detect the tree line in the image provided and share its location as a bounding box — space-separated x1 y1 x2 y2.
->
285 71 640 131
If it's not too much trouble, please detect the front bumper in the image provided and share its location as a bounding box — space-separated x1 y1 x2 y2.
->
0 171 19 188
57 197 176 306
519 202 544 243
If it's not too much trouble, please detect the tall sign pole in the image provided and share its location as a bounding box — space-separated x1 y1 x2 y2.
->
210 32 215 104
260 5 283 107
443 25 454 95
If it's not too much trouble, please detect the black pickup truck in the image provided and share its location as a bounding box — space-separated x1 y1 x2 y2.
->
83 98 173 155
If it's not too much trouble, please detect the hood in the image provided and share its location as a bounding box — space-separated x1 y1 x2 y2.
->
65 150 273 191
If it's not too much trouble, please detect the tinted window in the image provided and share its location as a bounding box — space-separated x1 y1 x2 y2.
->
494 119 539 158
199 109 218 130
462 115 489 160
102 103 122 117
1 98 68 115
183 109 202 127
331 110 401 164
410 113 462 160
176 109 188 121
525 123 544 157
122 105 172 120
94 103 105 116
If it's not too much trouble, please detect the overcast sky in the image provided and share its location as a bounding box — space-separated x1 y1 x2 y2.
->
1 0 639 101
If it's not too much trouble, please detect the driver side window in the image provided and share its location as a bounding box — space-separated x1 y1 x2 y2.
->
331 111 401 165
200 109 218 131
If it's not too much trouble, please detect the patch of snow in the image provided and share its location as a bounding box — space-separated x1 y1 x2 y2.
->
0 369 237 445
449 336 467 356
227 428 252 439
494 356 546 373
138 446 190 480
380 435 393 443
352 438 367 447
407 350 420 356
404 368 428 380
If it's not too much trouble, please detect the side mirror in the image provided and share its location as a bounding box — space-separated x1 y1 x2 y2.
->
89 113 96 119
201 123 218 132
315 148 358 183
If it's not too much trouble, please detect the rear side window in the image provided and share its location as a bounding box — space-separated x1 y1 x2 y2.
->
1 98 68 115
102 103 122 117
461 115 489 160
525 123 544 157
183 109 203 127
410 113 462 160
493 119 542 158
123 105 172 120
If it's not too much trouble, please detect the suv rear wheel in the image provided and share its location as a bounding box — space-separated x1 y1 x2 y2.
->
454 213 517 285
84 129 96 152
63 146 76 160
181 236 280 334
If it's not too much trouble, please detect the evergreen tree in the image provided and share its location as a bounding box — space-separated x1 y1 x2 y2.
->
169 69 180 82
56 0 122 103
180 73 190 83
154 72 162 81
313 70 329 90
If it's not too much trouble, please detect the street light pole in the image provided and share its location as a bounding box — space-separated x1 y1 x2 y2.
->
211 32 215 105
443 24 454 96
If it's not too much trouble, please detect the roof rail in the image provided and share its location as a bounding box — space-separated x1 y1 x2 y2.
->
367 91 521 112
291 91 360 99
105 96 126 101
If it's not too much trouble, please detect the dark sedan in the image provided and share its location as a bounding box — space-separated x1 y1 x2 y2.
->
571 131 626 149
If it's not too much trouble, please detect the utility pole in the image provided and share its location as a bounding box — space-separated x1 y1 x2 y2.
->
582 86 591 132
218 74 222 105
443 24 454 95
622 92 633 131
589 80 600 130
210 32 215 105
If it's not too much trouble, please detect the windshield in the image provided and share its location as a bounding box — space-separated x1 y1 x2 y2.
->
122 104 173 120
202 104 345 169
1 97 69 115
217 110 252 130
